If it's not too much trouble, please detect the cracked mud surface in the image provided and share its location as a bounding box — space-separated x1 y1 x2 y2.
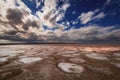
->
0 44 120 80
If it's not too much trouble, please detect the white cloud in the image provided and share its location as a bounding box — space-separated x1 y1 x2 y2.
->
79 10 106 24
72 21 78 25
93 12 106 20
79 11 94 24
62 3 70 11
36 0 41 8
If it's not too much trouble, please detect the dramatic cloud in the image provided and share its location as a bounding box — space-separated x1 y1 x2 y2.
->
36 0 70 28
22 19 40 30
0 0 120 43
59 26 120 41
6 8 23 25
0 0 43 41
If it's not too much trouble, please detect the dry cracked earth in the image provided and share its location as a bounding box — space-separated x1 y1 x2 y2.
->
0 44 120 80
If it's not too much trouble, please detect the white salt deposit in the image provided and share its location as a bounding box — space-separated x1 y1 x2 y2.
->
114 53 120 57
0 57 8 62
62 53 80 57
85 53 108 60
69 58 85 63
58 63 84 73
39 51 51 56
57 51 78 55
18 57 43 64
112 63 120 68
0 49 25 57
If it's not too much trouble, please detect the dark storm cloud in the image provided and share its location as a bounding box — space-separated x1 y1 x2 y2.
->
0 6 42 42
5 31 18 35
6 8 23 25
2 7 41 31
23 20 40 30
0 28 43 43
4 30 26 36
5 8 26 30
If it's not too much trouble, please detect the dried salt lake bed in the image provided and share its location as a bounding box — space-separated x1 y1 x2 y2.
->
0 44 120 80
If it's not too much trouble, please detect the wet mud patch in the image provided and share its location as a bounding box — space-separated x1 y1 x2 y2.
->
0 68 23 80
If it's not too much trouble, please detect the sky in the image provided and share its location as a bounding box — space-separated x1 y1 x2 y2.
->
0 0 120 43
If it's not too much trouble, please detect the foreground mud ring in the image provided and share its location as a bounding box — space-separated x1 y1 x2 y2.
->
58 63 84 74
